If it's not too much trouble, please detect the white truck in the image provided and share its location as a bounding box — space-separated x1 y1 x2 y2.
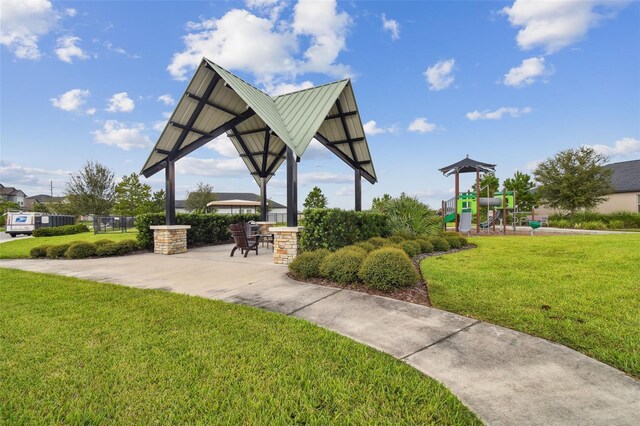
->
5 212 48 237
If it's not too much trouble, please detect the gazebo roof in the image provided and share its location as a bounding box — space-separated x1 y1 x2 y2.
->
141 58 377 184
439 155 496 176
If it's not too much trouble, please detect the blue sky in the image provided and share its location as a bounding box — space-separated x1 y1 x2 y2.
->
1 0 639 209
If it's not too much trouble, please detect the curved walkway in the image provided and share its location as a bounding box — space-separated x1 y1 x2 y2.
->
1 244 638 425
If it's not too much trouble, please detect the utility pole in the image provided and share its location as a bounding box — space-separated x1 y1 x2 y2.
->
50 181 53 197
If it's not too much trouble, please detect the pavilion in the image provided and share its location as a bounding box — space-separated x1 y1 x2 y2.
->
141 58 377 228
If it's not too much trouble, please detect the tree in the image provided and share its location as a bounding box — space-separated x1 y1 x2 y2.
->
371 193 392 213
303 186 328 209
184 182 216 213
151 189 166 213
473 173 500 197
504 171 538 212
64 161 116 216
113 173 153 216
533 146 613 213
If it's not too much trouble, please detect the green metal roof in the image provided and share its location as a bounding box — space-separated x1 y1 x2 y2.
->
141 59 377 183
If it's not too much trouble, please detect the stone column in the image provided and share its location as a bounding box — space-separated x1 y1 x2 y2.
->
150 225 191 255
270 226 303 265
255 221 276 236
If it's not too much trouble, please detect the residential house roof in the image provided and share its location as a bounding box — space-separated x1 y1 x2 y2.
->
604 159 640 193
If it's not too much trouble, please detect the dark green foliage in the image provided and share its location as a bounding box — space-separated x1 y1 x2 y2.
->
29 245 51 258
288 249 331 279
457 236 469 246
430 237 450 252
94 239 115 247
185 182 216 213
64 161 116 216
444 237 462 249
504 171 538 211
65 243 97 259
399 240 421 257
359 248 419 291
113 172 154 216
416 239 434 253
135 213 260 249
371 193 440 237
387 235 405 244
300 208 390 252
548 211 640 229
96 243 126 257
303 186 328 209
367 237 387 248
354 241 375 252
46 244 71 259
33 224 89 237
473 173 500 196
118 240 138 252
320 247 368 284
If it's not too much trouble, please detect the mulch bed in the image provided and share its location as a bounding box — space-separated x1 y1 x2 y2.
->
287 245 477 308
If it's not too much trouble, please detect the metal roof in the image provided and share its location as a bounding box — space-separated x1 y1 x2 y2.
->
439 156 496 176
141 58 377 184
604 159 640 193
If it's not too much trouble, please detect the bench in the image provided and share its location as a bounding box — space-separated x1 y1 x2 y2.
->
519 215 549 227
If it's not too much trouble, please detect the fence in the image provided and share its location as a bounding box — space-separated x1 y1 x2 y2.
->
93 216 135 234
266 213 303 225
39 214 75 228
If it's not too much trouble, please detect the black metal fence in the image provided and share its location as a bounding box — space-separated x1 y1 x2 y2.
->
266 213 303 225
38 214 75 228
93 216 135 234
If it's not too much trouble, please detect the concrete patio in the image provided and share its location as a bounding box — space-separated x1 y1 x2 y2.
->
2 244 639 425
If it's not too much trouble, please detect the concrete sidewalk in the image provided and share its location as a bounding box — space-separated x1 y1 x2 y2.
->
2 244 639 425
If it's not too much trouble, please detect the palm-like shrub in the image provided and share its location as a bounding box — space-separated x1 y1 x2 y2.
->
372 194 440 237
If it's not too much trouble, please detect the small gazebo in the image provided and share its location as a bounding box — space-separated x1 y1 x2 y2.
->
439 155 496 232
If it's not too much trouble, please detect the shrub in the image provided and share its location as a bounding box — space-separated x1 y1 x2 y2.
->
582 221 607 230
96 243 125 257
135 212 259 249
359 248 419 291
371 194 441 237
399 240 421 258
65 242 97 259
94 239 115 247
354 241 376 253
416 238 434 254
608 220 624 229
457 236 469 247
387 235 405 244
289 249 330 279
46 244 71 259
118 239 138 252
300 208 390 252
549 219 571 228
30 245 51 258
33 224 89 237
320 247 368 284
367 237 387 248
444 236 462 249
430 237 450 252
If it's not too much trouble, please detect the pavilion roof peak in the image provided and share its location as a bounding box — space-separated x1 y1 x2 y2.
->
439 156 496 176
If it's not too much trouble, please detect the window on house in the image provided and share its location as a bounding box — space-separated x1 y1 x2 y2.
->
637 194 640 213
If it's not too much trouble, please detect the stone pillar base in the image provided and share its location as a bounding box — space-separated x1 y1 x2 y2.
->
255 221 276 236
150 225 191 255
271 226 303 265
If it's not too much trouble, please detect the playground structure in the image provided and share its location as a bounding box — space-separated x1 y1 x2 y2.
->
438 156 517 234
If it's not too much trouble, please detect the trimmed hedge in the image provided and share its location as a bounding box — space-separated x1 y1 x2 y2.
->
66 243 97 259
416 238 434 253
549 211 640 229
354 241 376 253
30 239 139 259
46 244 71 259
135 213 259 249
29 245 51 258
300 208 390 252
444 236 462 249
320 247 368 284
359 248 419 291
94 239 115 247
289 249 331 279
430 237 450 252
399 240 421 258
33 224 89 237
367 237 387 248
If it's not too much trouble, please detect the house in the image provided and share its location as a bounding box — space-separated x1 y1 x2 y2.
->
597 159 640 213
175 192 287 215
0 184 27 207
25 194 66 211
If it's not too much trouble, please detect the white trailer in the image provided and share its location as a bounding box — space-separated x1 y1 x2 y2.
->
5 212 45 237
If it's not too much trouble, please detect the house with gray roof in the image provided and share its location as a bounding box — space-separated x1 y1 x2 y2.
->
598 159 640 213
0 184 27 208
175 192 286 215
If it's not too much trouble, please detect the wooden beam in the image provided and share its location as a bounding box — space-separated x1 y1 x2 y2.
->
262 128 270 175
169 121 207 136
325 111 357 120
231 127 262 177
336 99 358 163
327 137 365 146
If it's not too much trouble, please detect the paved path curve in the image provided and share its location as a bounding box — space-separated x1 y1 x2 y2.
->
2 245 639 425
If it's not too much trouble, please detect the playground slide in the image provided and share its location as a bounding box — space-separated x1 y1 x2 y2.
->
444 212 456 223
479 210 503 229
459 211 472 234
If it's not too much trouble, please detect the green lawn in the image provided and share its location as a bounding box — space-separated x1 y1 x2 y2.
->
421 234 640 378
0 269 480 425
0 231 138 259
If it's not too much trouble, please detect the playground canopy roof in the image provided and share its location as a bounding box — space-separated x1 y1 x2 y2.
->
439 156 496 176
141 58 377 184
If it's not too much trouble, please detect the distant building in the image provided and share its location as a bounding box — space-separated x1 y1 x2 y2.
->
175 192 287 215
25 194 66 211
0 184 27 207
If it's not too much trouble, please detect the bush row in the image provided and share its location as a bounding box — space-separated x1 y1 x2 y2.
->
32 224 90 237
30 239 138 259
290 233 470 292
549 211 640 229
135 213 260 249
300 208 390 252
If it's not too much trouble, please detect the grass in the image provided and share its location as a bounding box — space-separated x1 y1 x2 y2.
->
421 234 640 378
0 231 138 259
0 269 480 425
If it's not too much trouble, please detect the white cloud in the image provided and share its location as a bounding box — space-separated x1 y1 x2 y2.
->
152 121 167 132
424 58 455 91
337 186 355 196
587 137 640 158
0 0 59 60
168 0 352 83
265 80 314 96
50 88 90 113
382 13 400 40
104 41 141 59
245 0 286 21
302 138 331 160
157 94 175 106
523 159 542 172
503 56 551 87
0 160 71 192
92 120 151 150
85 108 96 115
408 117 436 133
206 134 239 158
55 35 88 63
502 0 628 54
466 106 532 120
106 92 135 113
64 8 77 17
299 172 352 185
363 120 395 136
175 157 247 177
